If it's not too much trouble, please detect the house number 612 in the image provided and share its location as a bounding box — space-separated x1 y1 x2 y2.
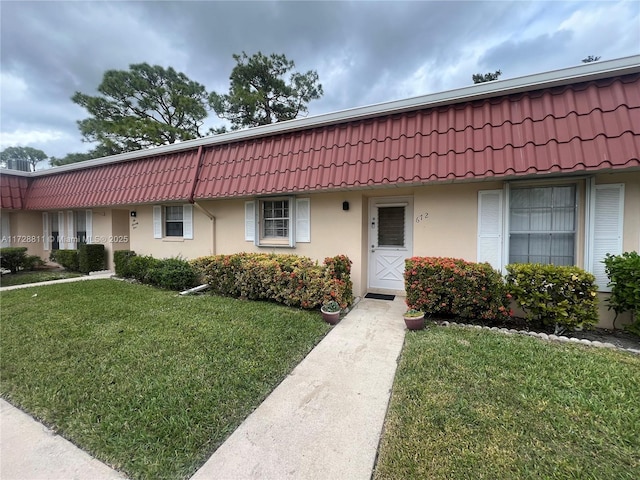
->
415 212 429 223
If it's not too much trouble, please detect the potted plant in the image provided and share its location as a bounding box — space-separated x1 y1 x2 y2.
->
403 308 426 330
321 300 341 325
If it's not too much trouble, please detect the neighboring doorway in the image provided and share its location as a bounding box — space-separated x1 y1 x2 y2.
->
368 197 413 292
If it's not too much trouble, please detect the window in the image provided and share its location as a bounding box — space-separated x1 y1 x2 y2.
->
76 211 87 245
509 185 576 265
165 206 184 237
42 210 92 251
377 206 405 247
153 205 193 240
245 197 310 247
261 199 289 240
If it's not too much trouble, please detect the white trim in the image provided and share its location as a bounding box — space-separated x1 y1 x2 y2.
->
590 183 625 292
245 201 256 242
183 204 194 240
85 210 93 244
0 213 10 248
58 212 66 249
477 190 504 271
153 206 162 239
295 198 311 243
42 212 50 251
67 211 75 249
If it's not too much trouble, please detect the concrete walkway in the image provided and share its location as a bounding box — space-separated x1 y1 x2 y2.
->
191 296 407 480
0 400 127 480
0 288 407 480
0 270 115 291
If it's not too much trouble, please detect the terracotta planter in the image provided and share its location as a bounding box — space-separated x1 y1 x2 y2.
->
403 314 425 330
321 308 341 325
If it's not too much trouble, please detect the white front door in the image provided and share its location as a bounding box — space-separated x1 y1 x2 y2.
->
368 197 413 291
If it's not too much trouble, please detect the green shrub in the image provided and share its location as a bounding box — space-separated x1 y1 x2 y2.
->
0 247 28 273
113 250 137 277
604 251 640 333
78 244 105 274
404 257 510 322
191 253 354 309
128 255 161 284
505 263 598 332
147 257 199 291
50 249 80 272
23 255 46 271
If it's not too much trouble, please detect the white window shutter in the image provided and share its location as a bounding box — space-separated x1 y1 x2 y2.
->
153 206 162 239
295 198 311 243
43 213 50 250
86 210 93 244
245 201 256 242
591 184 624 292
1 213 10 248
477 190 503 271
183 204 193 240
58 212 66 249
67 211 75 249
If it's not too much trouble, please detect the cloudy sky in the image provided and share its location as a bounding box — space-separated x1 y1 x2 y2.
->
1 0 639 166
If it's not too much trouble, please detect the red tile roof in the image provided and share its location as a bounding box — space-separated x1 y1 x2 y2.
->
193 74 640 199
0 174 29 209
24 150 200 209
13 69 640 211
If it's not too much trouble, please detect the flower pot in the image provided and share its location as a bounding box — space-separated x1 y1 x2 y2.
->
321 308 341 325
403 314 425 330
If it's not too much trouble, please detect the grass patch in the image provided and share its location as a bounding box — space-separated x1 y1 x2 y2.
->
0 270 84 287
0 279 330 479
374 327 640 480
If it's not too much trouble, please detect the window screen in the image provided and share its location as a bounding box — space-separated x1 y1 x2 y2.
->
378 206 405 247
509 185 576 265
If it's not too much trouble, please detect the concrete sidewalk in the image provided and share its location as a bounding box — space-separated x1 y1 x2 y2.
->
191 296 407 480
0 271 115 291
0 295 407 480
0 400 126 480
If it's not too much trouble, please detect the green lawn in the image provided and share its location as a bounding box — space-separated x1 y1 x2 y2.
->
0 270 84 287
374 327 640 480
0 280 330 479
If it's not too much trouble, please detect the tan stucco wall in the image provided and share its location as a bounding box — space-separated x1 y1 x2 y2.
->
412 181 502 261
3 210 47 259
198 191 366 296
128 204 215 261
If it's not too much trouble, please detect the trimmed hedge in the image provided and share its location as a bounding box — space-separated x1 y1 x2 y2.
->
113 250 198 291
50 249 80 272
0 247 28 273
78 244 105 274
505 263 598 331
191 253 354 309
604 251 640 333
113 250 137 277
404 257 510 321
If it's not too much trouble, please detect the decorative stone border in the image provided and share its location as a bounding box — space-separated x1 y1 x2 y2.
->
437 321 640 355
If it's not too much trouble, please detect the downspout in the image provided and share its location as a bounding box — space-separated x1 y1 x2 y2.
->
188 146 217 254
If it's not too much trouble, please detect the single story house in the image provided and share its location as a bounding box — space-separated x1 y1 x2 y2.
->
2 56 639 328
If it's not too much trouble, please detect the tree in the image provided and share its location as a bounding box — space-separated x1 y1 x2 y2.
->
72 63 209 155
582 55 601 63
472 70 502 84
210 51 323 130
50 151 95 167
0 146 47 171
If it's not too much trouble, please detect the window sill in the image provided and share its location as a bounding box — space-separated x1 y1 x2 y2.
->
162 237 185 242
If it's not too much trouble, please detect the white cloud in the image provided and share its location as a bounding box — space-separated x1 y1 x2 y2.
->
0 129 64 148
